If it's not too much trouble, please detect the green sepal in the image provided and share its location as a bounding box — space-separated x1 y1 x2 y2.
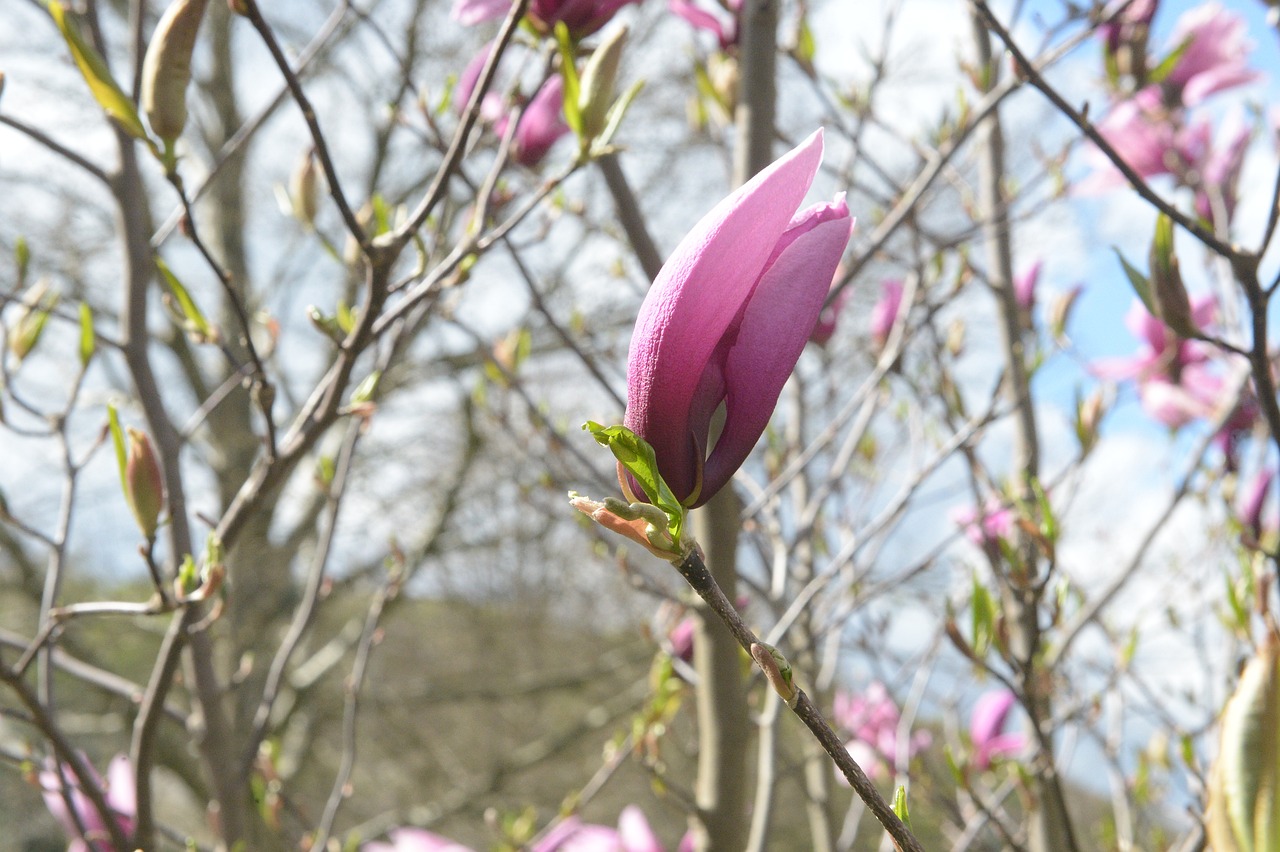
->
583 421 685 545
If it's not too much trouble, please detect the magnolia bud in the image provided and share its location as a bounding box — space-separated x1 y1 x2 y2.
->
1149 214 1197 339
141 0 211 144
577 26 627 142
125 428 165 540
290 148 320 228
8 279 57 363
1207 642 1280 852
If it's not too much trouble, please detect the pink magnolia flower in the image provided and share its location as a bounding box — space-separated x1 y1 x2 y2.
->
1099 0 1158 56
1014 260 1040 313
1164 3 1258 106
1137 362 1223 429
832 683 931 781
456 46 569 168
1194 111 1251 224
533 806 676 852
451 0 512 25
870 279 905 351
40 754 134 852
363 828 475 852
969 689 1026 770
669 0 740 49
1091 296 1216 385
623 129 853 506
953 501 1016 550
1084 87 1210 191
453 0 639 37
668 615 695 662
502 77 570 167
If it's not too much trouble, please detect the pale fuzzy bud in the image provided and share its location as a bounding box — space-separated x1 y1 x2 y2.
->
708 53 739 120
1206 641 1280 852
577 26 627 142
1049 285 1082 342
8 279 57 362
290 148 320 228
141 0 211 144
125 428 165 540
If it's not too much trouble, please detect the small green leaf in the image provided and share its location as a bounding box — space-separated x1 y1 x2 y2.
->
593 79 644 154
1113 247 1154 315
78 302 95 367
349 370 381 405
555 22 583 138
893 786 913 829
795 17 816 66
155 257 214 342
14 236 29 286
583 421 685 543
971 573 995 658
1148 38 1192 87
48 1 151 143
107 403 127 487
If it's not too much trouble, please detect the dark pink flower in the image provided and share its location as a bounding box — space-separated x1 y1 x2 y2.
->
832 683 930 781
452 0 639 37
456 46 569 168
362 828 474 851
969 690 1026 770
1164 3 1258 106
623 130 853 506
502 77 570 167
40 754 134 852
669 0 740 49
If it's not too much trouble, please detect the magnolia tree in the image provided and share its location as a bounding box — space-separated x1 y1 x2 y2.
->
2 0 1280 849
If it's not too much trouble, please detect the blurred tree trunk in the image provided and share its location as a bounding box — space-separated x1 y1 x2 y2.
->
690 2 778 849
969 11 1076 852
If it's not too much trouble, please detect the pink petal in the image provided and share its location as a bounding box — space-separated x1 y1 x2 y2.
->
969 690 1017 746
618 806 664 852
625 130 826 503
514 76 569 166
451 0 512 25
701 196 853 499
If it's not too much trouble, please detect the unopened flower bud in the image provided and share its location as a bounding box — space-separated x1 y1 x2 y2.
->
125 428 165 540
8 279 57 363
290 148 320 228
578 26 627 143
1207 641 1280 852
141 0 211 145
1049 284 1082 342
1149 215 1197 339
